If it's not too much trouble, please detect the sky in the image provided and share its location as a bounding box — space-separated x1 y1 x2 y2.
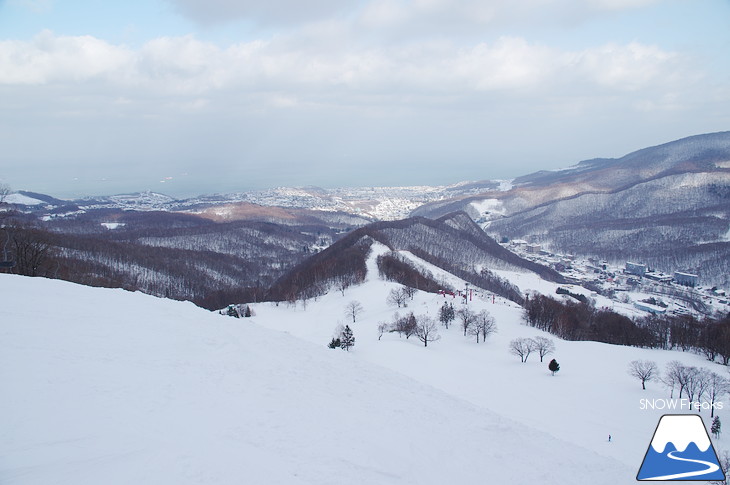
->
1 0 729 198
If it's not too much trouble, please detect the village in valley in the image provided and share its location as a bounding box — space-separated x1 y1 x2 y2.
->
502 239 729 320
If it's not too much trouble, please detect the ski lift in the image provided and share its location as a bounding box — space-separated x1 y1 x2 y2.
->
0 230 15 269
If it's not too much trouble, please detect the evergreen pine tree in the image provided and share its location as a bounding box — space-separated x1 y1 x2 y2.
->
712 416 722 439
438 301 455 329
341 325 355 351
328 337 341 349
549 358 560 376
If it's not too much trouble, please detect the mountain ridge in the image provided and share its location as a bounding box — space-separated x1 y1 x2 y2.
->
410 131 730 286
267 211 563 303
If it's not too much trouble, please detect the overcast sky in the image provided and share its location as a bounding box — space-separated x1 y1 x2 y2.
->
1 0 729 198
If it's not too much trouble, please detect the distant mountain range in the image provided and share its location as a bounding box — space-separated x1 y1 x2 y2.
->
412 131 730 287
9 181 507 222
4 131 729 293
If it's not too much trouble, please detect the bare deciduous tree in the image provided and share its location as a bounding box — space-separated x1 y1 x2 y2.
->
11 227 55 277
390 312 417 339
686 368 712 411
707 372 730 418
377 322 389 341
628 360 659 390
532 336 555 362
681 366 702 408
415 315 440 347
662 360 681 398
675 364 697 400
387 288 408 308
457 308 476 337
509 337 536 363
468 310 497 343
344 300 364 323
337 278 350 296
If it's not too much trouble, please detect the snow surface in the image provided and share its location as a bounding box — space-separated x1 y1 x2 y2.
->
498 180 514 191
2 246 728 484
469 198 506 218
248 246 730 481
1 273 628 485
4 193 44 205
101 222 126 230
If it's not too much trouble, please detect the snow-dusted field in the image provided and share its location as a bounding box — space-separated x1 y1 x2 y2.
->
250 247 730 480
2 251 727 483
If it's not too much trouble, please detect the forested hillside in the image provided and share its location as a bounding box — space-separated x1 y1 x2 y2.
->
0 209 353 309
268 212 563 304
412 132 730 286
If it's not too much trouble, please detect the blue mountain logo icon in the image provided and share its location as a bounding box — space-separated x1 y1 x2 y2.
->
637 414 726 481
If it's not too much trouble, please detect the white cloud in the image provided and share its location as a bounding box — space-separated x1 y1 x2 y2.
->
0 0 723 198
0 27 713 198
0 30 133 85
0 31 685 100
570 42 681 92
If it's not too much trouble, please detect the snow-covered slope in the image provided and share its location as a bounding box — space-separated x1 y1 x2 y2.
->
4 193 46 206
251 245 730 481
1 273 630 485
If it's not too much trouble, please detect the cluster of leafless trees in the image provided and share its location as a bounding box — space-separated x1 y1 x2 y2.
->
0 225 57 277
509 336 555 363
378 312 441 347
523 293 639 343
376 252 444 293
454 307 498 343
523 293 730 363
386 285 419 309
432 302 498 343
629 359 730 416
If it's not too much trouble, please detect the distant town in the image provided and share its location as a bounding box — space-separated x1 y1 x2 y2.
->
503 239 728 319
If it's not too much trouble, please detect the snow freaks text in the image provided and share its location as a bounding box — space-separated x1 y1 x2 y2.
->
639 398 724 412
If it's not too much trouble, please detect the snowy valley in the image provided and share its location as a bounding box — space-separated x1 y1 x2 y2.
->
3 131 730 484
3 243 730 484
